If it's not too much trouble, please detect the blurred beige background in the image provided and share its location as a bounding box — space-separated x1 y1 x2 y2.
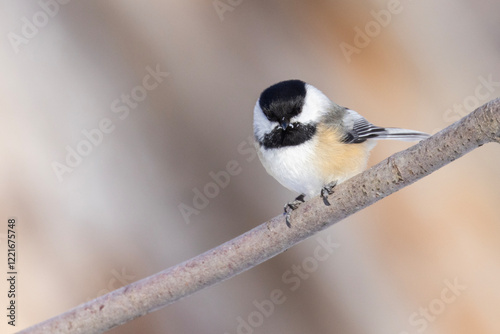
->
1 0 500 333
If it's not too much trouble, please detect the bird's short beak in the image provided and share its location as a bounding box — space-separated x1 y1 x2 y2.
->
280 119 289 130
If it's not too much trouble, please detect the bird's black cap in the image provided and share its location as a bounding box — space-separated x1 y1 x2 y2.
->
258 80 307 122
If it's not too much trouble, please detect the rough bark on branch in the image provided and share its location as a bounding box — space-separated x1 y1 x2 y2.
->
20 99 500 334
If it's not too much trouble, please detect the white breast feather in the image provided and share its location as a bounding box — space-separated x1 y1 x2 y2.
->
257 137 324 197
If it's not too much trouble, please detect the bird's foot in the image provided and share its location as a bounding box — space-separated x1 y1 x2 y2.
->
283 194 306 228
320 181 338 206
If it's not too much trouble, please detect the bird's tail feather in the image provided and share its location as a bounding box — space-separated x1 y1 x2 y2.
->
375 128 430 142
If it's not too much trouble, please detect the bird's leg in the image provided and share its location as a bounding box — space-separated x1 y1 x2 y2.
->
320 180 338 206
283 194 305 228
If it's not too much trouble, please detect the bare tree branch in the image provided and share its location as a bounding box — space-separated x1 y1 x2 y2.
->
20 99 500 334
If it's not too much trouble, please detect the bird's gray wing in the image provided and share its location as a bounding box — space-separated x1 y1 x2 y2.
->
341 109 429 143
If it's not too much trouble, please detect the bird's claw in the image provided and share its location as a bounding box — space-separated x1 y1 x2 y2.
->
320 181 338 206
283 194 305 228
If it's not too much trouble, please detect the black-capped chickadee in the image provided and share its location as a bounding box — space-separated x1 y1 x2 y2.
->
253 80 429 227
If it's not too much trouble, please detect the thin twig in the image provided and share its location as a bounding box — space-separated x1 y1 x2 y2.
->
20 99 500 334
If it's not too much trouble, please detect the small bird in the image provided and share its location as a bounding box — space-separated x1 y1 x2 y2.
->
253 79 429 227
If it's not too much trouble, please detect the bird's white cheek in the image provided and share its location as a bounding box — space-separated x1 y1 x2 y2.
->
253 104 276 141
